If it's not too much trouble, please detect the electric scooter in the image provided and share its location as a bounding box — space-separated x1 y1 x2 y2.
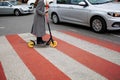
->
28 5 57 48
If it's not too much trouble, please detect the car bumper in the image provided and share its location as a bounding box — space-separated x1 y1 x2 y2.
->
107 18 120 30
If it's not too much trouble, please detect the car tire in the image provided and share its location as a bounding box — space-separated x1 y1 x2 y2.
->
90 17 106 33
52 13 59 24
14 9 21 16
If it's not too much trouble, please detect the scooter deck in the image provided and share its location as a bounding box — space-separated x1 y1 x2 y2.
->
28 40 57 48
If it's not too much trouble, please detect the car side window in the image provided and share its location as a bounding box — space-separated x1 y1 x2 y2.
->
3 2 9 6
0 2 2 6
71 0 84 4
57 0 69 4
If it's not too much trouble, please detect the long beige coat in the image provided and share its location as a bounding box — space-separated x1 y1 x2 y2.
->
31 0 46 37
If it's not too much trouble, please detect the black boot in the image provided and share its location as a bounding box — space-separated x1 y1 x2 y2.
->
37 37 46 44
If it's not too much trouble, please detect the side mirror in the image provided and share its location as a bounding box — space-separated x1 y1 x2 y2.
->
9 4 12 7
49 1 53 4
78 2 87 6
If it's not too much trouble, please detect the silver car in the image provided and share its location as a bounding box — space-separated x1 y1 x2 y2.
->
48 0 120 33
0 1 34 16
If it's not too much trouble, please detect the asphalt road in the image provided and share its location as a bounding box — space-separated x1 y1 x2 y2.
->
0 13 120 44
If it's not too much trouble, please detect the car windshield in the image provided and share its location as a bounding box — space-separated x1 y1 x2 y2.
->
88 0 113 5
9 1 22 5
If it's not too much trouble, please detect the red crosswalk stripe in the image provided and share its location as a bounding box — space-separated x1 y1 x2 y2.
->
0 62 6 80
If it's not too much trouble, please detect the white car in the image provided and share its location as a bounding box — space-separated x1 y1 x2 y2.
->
48 0 120 33
0 1 34 16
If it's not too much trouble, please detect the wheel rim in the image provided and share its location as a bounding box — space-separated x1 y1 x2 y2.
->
92 19 102 32
15 10 20 16
52 14 58 23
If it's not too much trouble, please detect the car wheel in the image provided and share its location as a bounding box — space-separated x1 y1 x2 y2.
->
52 13 59 24
14 9 21 16
91 17 106 33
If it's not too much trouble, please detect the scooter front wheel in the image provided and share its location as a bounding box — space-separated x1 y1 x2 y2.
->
28 40 35 48
50 41 57 48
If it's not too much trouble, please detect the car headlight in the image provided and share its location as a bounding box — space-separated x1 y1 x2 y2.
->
107 12 120 17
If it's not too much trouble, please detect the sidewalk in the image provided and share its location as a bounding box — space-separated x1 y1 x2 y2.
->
0 30 120 80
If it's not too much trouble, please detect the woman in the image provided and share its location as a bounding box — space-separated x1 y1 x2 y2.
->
31 0 46 44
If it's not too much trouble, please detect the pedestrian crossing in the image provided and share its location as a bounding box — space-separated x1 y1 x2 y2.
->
0 30 120 80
